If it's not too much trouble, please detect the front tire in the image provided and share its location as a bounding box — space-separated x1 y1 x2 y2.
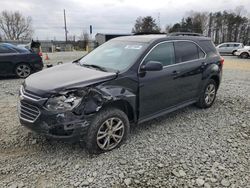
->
196 79 217 108
85 108 130 154
240 52 249 59
15 63 31 78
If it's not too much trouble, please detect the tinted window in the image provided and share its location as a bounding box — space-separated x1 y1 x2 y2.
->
174 41 199 63
199 40 218 56
219 44 227 48
233 44 240 47
144 42 175 66
3 43 28 53
0 45 16 53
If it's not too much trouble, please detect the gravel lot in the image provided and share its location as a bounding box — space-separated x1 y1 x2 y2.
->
0 55 249 188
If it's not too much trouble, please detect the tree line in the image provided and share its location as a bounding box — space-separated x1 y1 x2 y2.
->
132 7 250 45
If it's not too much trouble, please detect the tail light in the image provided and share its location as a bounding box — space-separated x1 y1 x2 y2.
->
220 57 224 66
38 52 43 57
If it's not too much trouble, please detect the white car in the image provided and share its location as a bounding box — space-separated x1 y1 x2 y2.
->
235 46 250 59
216 42 244 55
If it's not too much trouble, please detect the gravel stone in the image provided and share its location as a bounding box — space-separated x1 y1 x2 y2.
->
196 178 205 187
124 178 132 186
178 170 186 177
172 169 180 177
221 179 231 187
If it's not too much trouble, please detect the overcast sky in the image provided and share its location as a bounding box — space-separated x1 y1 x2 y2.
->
1 0 250 40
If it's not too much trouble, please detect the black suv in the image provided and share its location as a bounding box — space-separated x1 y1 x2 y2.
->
18 35 223 153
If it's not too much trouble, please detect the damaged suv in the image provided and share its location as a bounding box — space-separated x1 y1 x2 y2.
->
18 34 223 153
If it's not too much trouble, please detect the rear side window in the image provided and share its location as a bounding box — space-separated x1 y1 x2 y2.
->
144 42 175 66
0 45 16 53
174 41 200 63
199 40 218 56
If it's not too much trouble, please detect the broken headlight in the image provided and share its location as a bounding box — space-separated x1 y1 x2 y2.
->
45 91 83 112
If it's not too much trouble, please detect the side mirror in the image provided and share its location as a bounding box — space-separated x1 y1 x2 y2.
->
141 61 163 71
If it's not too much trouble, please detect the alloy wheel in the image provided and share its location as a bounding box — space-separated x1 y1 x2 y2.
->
16 64 31 78
96 117 125 150
204 84 216 105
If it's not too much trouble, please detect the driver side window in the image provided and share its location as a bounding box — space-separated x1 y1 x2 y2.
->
144 42 175 66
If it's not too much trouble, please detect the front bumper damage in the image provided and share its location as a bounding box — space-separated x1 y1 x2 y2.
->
19 102 94 142
18 86 109 142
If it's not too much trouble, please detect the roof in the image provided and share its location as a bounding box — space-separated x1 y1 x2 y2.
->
112 34 211 43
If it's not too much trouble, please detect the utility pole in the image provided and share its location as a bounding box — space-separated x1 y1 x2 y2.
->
157 12 161 29
64 9 68 42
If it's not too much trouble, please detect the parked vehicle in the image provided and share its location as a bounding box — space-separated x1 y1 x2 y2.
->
18 34 223 153
216 42 244 55
0 43 43 78
235 46 250 59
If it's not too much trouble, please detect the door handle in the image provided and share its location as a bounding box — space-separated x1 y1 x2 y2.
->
172 70 180 75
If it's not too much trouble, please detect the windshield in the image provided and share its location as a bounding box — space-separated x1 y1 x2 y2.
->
79 40 147 72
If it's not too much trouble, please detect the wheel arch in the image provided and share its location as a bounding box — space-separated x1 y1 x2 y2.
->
101 99 136 123
210 75 220 89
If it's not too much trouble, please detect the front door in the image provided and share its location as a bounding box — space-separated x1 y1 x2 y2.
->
138 42 181 119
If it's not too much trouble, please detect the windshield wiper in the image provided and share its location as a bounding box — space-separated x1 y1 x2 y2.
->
82 64 108 72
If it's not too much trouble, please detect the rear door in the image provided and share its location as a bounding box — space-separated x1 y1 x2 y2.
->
218 44 228 53
0 45 19 74
173 41 206 102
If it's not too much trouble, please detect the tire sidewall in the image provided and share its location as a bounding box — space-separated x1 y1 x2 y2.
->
240 52 249 59
85 108 130 154
199 79 218 108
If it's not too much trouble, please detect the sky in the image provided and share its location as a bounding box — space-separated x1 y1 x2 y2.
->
0 0 250 40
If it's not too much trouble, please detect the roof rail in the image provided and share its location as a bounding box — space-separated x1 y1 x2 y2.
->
168 32 204 37
133 32 166 35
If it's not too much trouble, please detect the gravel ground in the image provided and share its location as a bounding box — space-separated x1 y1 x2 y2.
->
0 55 249 188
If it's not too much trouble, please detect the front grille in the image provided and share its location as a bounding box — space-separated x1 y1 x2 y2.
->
19 101 40 123
21 86 42 101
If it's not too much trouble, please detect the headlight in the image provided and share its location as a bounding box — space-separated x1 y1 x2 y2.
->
45 91 83 112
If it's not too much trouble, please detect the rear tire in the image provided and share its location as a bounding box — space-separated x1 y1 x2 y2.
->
196 79 217 109
15 63 31 78
85 108 130 154
232 50 237 56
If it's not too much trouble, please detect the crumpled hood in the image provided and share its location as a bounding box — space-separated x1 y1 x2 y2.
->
24 63 116 95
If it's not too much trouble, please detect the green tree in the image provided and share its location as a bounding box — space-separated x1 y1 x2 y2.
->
132 16 161 33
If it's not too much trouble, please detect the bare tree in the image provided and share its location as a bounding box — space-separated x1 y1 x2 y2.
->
0 11 33 40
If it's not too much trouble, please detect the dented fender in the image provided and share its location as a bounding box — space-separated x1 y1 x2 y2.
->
73 86 137 122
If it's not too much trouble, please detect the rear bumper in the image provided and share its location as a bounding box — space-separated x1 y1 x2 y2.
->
32 62 44 71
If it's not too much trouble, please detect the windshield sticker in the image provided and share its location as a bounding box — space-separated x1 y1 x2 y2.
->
125 45 142 50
